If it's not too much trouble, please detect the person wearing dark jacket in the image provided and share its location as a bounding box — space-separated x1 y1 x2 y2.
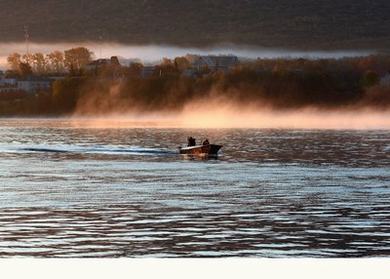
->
187 137 196 146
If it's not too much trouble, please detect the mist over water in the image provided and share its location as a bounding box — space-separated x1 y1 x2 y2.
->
179 106 390 130
70 75 390 130
69 109 390 130
0 42 374 69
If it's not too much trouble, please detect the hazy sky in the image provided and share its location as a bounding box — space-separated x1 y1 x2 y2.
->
0 42 374 69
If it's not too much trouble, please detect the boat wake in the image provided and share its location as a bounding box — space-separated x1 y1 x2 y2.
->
4 144 177 156
21 147 69 153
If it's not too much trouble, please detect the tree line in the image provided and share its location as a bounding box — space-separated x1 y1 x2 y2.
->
1 50 390 116
6 47 93 76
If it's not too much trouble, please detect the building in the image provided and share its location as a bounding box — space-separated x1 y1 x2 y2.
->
185 55 239 72
0 71 17 86
0 71 18 93
0 86 19 93
0 78 17 87
141 65 157 78
84 56 121 72
0 74 61 95
17 77 52 94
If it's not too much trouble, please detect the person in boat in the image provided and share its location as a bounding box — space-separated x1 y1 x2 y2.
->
187 136 196 147
202 139 209 145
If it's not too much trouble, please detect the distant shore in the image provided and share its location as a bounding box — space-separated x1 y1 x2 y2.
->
1 49 390 118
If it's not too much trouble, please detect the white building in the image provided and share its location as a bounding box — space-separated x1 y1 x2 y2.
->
185 55 239 72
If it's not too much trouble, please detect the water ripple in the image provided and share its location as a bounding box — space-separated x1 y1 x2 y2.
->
0 119 390 257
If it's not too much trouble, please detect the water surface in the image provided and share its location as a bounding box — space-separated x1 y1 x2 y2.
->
0 119 389 257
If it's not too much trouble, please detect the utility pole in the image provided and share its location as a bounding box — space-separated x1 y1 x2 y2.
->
24 25 30 56
99 31 103 58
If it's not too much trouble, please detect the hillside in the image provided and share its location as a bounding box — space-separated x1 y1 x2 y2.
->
0 0 389 49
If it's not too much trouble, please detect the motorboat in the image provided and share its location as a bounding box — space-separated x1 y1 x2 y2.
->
179 144 222 156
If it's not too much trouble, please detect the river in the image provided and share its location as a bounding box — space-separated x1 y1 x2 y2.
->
0 119 389 257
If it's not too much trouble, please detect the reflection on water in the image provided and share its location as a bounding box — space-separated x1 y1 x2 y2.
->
0 119 389 257
1 204 390 257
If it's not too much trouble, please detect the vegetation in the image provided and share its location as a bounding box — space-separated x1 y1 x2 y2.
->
5 47 92 77
1 49 390 116
0 0 389 49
